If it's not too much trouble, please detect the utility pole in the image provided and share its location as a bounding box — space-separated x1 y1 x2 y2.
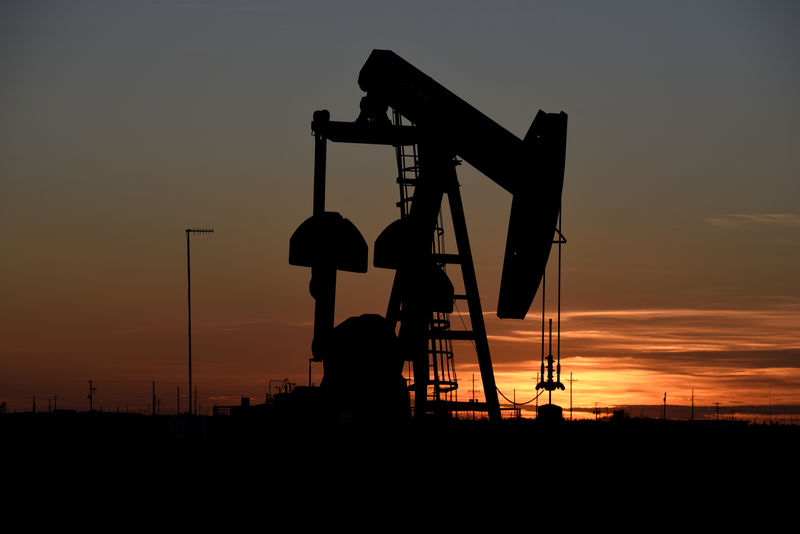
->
471 373 476 403
186 227 214 415
88 380 97 412
714 402 720 422
567 372 578 421
152 381 157 416
513 388 517 419
469 374 478 420
663 392 667 421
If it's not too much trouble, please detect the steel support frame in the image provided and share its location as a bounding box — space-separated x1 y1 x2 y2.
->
310 128 337 360
387 145 501 422
310 117 501 422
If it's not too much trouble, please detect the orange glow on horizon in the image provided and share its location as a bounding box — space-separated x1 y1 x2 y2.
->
446 303 800 420
3 303 799 416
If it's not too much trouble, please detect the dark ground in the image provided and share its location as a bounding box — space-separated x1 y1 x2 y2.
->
2 406 797 518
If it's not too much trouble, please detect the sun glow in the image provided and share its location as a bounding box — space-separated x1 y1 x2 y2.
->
453 304 800 419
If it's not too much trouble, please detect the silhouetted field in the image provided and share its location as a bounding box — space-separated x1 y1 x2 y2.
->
2 407 796 515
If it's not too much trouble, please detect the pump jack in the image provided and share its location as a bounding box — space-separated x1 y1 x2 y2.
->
290 50 567 423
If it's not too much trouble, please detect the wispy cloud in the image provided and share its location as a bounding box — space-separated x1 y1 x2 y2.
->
460 353 800 413
208 318 312 332
705 213 800 229
485 306 800 354
468 304 800 411
110 317 313 335
156 0 279 13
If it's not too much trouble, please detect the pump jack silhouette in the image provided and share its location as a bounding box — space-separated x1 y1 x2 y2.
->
290 50 567 423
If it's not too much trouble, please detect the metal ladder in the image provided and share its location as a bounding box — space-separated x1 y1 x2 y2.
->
393 109 418 219
392 110 458 406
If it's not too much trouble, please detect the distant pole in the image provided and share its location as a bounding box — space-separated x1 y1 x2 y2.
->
663 392 667 421
88 380 97 412
471 374 476 420
177 385 180 415
152 381 156 416
594 401 598 421
548 319 553 406
513 388 516 419
186 229 191 415
186 227 214 415
471 373 475 403
714 401 720 422
567 372 578 421
768 384 772 424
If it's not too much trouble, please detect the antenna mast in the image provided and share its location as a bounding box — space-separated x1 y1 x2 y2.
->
186 227 214 415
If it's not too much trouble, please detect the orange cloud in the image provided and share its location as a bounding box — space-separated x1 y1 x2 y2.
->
448 303 800 418
705 213 800 228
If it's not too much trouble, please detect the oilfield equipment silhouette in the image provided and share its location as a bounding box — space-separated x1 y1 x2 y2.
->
290 50 568 423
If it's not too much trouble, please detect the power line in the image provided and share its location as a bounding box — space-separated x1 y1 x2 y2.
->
496 386 543 406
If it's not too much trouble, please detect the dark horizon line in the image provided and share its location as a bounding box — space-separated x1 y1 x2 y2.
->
7 403 800 415
562 403 800 414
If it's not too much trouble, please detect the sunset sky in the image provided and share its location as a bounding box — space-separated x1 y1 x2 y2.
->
2 1 798 418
